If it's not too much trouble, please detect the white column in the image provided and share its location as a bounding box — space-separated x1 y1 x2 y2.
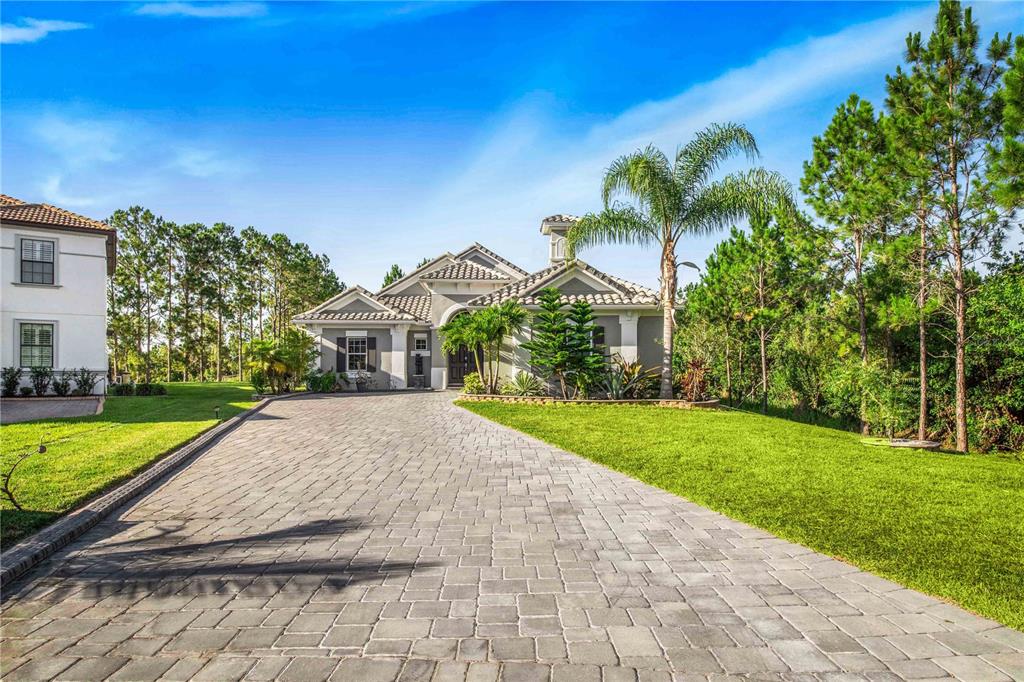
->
390 325 409 389
619 312 639 363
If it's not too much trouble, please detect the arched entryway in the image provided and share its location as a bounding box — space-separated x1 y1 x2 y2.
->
445 310 483 387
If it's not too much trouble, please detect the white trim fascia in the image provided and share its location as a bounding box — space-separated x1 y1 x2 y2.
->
542 264 619 294
376 253 457 295
453 242 528 277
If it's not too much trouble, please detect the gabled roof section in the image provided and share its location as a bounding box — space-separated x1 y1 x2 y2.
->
466 260 659 308
295 285 429 322
378 295 432 320
420 261 511 282
376 252 456 295
454 242 528 276
0 196 113 233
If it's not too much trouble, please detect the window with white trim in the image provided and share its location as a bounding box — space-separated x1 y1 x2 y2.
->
20 239 55 285
347 337 367 371
20 323 54 368
414 337 428 351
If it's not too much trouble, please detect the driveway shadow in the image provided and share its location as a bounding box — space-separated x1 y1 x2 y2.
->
24 518 436 600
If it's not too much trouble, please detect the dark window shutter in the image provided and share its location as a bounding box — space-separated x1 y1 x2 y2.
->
367 336 377 372
336 337 346 372
594 326 605 347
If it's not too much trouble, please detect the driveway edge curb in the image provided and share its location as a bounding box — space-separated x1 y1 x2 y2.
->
0 393 300 590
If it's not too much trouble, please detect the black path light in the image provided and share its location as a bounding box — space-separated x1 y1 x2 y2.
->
214 405 221 421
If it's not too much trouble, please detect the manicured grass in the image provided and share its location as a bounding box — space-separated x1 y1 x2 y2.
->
1 382 256 548
459 401 1024 630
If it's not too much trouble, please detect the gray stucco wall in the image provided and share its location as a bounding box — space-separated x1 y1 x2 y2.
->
637 314 664 371
594 315 620 357
319 327 393 389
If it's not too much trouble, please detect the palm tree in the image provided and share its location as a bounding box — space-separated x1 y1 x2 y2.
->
567 123 794 398
439 300 526 393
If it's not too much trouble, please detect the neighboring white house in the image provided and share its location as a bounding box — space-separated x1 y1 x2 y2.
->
293 214 665 390
1 194 116 394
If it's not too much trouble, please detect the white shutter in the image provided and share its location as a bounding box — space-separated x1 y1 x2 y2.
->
22 239 55 262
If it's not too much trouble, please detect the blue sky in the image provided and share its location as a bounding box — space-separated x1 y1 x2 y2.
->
3 1 1021 290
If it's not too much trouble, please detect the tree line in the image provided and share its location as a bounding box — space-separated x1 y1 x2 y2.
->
676 2 1022 452
108 207 344 383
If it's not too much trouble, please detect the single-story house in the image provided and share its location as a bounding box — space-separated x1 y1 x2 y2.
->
1 194 116 394
292 215 665 389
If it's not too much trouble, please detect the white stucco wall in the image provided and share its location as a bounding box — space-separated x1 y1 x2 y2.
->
1 225 110 393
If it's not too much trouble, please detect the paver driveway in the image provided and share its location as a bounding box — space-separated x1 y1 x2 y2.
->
2 392 1022 681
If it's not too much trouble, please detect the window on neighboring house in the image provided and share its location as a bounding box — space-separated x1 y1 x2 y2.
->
414 337 428 351
414 354 424 376
20 238 55 285
593 326 605 347
347 337 367 371
20 323 54 368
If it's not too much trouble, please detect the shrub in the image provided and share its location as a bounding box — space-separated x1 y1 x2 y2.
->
603 356 658 399
2 367 22 397
500 371 546 396
304 369 322 392
250 369 269 394
71 368 100 395
675 358 711 401
29 366 52 396
19 386 33 397
319 371 338 393
52 371 72 397
462 371 486 394
135 383 167 396
109 382 135 396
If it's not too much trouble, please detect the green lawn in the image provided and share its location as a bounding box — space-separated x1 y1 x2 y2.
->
459 401 1024 630
1 382 256 548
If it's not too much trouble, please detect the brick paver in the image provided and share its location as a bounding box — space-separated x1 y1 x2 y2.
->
2 392 1022 680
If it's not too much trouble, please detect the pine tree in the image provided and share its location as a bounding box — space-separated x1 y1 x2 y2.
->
990 35 1023 209
382 264 404 289
521 287 571 398
566 300 606 398
802 94 899 433
900 0 1011 451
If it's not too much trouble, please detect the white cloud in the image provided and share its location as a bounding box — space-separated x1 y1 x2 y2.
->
39 176 103 208
1 18 90 44
133 2 267 19
33 114 123 168
170 147 248 178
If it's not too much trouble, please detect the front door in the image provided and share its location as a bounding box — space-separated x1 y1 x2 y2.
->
448 345 472 385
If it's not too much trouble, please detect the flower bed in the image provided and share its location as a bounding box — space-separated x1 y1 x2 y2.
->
458 394 720 409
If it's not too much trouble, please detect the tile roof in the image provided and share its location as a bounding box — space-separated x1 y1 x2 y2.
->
420 261 510 281
454 243 529 276
294 287 432 323
466 260 659 308
378 295 432 320
0 196 112 232
542 214 579 224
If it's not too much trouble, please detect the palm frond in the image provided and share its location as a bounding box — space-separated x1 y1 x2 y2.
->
600 146 680 224
674 123 760 194
683 168 794 236
565 205 660 258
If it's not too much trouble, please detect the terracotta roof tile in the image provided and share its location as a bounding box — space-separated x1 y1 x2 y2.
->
1 199 112 232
